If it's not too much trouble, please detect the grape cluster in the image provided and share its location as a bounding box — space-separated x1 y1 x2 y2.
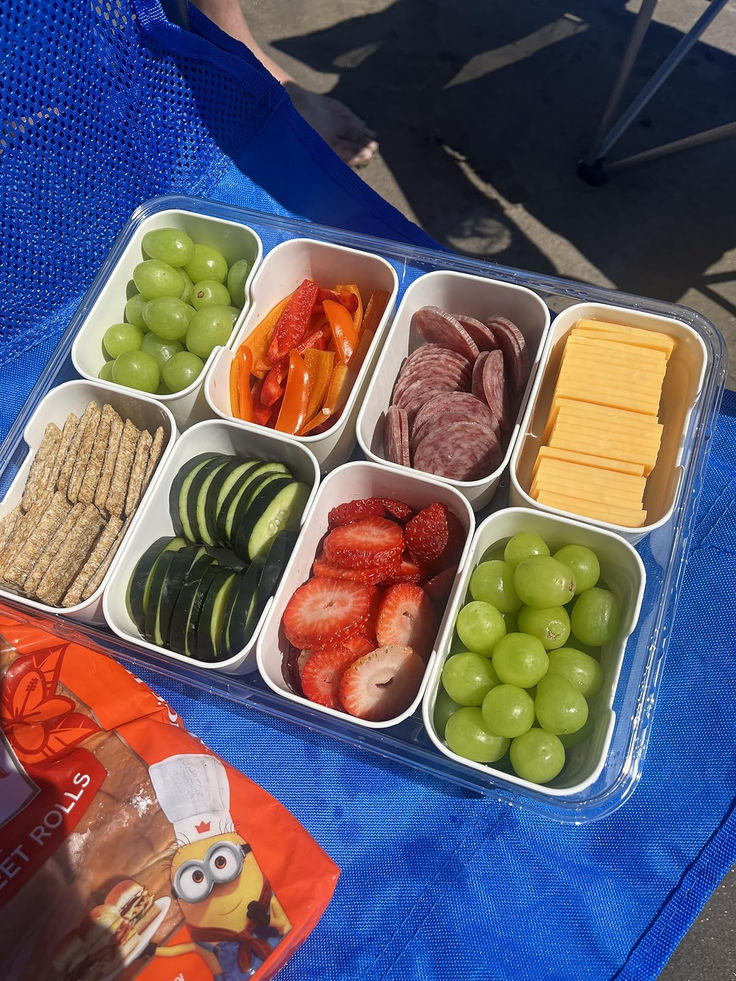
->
100 227 251 395
436 531 620 785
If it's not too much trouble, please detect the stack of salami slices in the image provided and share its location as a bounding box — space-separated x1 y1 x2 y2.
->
383 305 530 482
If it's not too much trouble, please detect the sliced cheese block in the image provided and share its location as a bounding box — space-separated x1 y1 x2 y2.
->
573 319 677 359
532 488 648 528
533 445 646 477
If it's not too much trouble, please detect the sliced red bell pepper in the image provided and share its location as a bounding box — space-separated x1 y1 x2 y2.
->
333 283 363 331
323 299 358 364
267 278 320 364
317 286 359 316
251 377 275 427
244 294 292 376
275 350 311 435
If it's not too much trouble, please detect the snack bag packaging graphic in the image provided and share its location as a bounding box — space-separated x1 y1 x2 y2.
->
0 604 340 980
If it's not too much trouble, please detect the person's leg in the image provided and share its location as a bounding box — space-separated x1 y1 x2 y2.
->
191 0 377 167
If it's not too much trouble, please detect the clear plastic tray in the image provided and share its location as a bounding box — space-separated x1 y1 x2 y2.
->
0 194 727 824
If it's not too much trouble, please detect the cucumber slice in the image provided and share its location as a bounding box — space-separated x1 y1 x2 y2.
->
234 480 310 563
156 545 206 649
224 562 262 656
127 536 181 631
143 548 182 645
185 455 231 545
219 461 289 547
184 564 222 659
194 567 238 662
252 528 298 622
230 475 293 562
204 458 259 546
168 551 217 655
169 453 219 538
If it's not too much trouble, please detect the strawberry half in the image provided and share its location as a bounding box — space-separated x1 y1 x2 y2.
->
404 502 465 571
327 497 387 528
381 498 415 523
375 583 438 660
301 646 361 709
323 516 404 569
338 644 426 722
282 576 374 648
423 565 458 614
312 555 395 586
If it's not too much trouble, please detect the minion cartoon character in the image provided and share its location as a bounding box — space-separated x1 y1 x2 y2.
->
148 754 291 979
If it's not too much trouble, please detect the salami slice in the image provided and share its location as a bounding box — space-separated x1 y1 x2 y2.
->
383 404 405 464
412 419 502 481
411 391 499 453
411 306 480 361
487 316 529 396
391 348 473 406
456 315 499 352
471 350 490 401
481 348 510 435
397 405 411 468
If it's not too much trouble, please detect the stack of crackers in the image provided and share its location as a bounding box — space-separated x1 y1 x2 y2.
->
0 401 165 607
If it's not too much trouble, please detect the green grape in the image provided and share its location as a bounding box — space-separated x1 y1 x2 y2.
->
162 351 204 393
454 601 506 657
185 243 228 284
143 296 195 341
103 323 143 359
492 632 549 688
444 707 510 763
441 652 500 706
534 674 588 735
226 257 251 308
547 647 603 698
133 259 184 300
558 714 596 750
510 728 565 784
571 586 621 647
481 684 535 738
142 227 195 267
99 360 115 382
469 559 522 614
111 350 160 394
141 332 184 368
185 305 234 359
517 605 571 651
503 532 550 568
433 687 462 738
513 555 576 608
178 268 194 304
553 544 601 595
124 293 148 328
191 279 231 310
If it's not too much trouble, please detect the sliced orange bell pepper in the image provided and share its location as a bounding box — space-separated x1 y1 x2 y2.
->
243 294 292 376
333 283 363 333
275 350 311 435
348 327 374 373
323 299 358 364
361 288 390 335
304 348 335 420
230 345 254 421
322 362 355 417
299 408 331 435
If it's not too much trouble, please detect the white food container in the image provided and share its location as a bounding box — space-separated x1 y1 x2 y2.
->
256 460 476 729
0 379 177 624
421 506 646 797
71 207 263 430
204 237 399 472
103 419 320 674
356 269 550 509
508 301 708 544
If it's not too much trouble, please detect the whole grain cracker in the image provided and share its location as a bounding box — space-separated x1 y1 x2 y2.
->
24 499 92 598
124 429 153 518
78 403 115 505
34 503 105 606
48 412 80 492
142 426 166 491
105 418 140 518
94 406 124 513
21 422 61 512
0 489 53 580
57 402 97 496
80 514 132 601
67 403 101 503
0 506 22 555
1 492 72 589
61 514 123 606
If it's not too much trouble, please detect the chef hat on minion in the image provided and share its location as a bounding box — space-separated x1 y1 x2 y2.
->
149 753 232 843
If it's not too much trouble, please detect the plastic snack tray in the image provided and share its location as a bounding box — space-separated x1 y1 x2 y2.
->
0 194 726 825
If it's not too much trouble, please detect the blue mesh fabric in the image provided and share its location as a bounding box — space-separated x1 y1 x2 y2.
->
1 1 735 978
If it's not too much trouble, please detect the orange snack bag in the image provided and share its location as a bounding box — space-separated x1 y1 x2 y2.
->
0 603 339 980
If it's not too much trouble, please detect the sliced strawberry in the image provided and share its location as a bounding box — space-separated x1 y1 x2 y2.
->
381 498 415 523
404 502 465 571
282 576 373 648
423 565 458 614
338 644 426 722
301 646 361 709
383 552 424 585
323 516 404 569
327 498 387 528
375 583 438 660
312 555 392 586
